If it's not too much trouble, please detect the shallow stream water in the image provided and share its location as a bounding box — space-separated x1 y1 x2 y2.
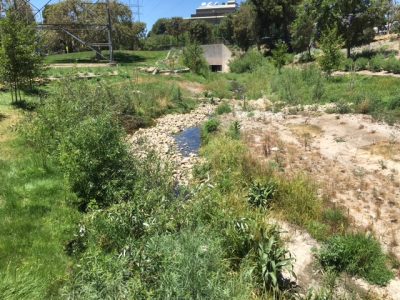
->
174 127 201 157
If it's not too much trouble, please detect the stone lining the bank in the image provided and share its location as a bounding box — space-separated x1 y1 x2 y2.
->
129 102 216 185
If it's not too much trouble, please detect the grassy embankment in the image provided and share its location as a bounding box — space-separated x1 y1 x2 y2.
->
0 95 80 299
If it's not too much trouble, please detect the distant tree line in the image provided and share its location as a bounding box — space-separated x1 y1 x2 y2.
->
148 0 393 58
1 0 400 58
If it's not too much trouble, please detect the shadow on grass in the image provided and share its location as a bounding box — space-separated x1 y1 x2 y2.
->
23 87 49 97
0 113 6 121
48 51 146 65
12 100 37 111
113 52 146 64
352 49 398 60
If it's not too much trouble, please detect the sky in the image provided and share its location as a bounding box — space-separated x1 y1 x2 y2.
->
30 0 245 32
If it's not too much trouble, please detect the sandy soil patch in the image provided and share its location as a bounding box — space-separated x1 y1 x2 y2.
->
178 81 206 96
220 102 400 298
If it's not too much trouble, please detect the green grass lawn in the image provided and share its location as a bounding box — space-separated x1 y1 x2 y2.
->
44 50 168 67
0 96 80 299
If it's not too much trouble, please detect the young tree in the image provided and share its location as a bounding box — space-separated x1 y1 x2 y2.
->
272 41 288 73
318 27 344 76
182 43 209 76
0 10 42 102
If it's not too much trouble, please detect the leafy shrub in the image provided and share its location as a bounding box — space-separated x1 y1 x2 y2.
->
317 234 393 286
203 118 220 134
216 102 232 115
384 56 400 74
369 54 385 72
182 43 209 76
354 57 369 71
229 50 264 74
247 181 277 209
59 115 136 210
201 118 221 144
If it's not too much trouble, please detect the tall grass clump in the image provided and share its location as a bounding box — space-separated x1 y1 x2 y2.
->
271 65 326 105
275 175 322 227
216 101 232 115
229 50 265 74
318 234 393 286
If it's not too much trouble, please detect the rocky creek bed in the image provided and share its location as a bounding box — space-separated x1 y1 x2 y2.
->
128 102 216 185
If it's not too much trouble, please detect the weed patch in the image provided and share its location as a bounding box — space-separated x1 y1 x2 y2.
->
317 234 393 286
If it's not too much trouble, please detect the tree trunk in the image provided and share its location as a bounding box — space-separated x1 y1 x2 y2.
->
347 45 351 59
10 85 14 103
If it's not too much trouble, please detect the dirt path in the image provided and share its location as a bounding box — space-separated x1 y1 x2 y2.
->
334 70 400 78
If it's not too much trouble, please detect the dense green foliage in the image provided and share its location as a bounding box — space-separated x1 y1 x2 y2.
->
229 50 265 74
42 0 145 52
272 41 289 73
318 234 394 285
182 43 209 76
0 10 42 102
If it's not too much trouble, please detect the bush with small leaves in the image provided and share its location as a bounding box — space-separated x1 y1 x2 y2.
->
182 43 209 76
369 54 385 72
354 57 369 71
229 50 265 74
318 28 343 76
201 118 220 144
